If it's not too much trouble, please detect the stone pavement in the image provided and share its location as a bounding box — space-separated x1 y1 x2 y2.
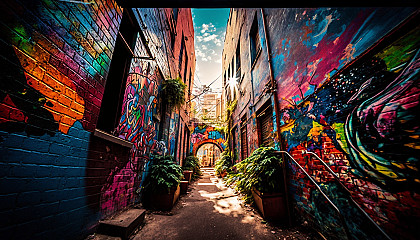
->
132 168 319 240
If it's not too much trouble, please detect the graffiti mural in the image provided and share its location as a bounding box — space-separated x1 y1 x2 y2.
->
0 0 117 134
190 123 226 155
98 36 164 213
278 11 420 240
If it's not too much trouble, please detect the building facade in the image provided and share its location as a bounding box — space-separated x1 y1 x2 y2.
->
0 1 194 239
223 8 420 240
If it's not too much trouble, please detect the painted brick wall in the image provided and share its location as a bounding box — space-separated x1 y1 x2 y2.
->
0 2 195 240
133 8 195 164
0 0 123 239
223 8 419 240
190 123 226 156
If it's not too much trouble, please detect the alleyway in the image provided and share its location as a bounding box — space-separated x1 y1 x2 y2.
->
132 168 318 240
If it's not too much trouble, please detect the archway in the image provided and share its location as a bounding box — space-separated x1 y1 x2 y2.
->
196 142 223 167
190 123 225 156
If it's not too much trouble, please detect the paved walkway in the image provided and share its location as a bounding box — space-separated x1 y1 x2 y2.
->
133 168 318 240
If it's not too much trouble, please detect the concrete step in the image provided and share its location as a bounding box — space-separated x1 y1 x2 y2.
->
97 208 146 239
89 233 122 240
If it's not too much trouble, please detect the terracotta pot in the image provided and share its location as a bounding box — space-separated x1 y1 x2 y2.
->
180 180 189 194
147 185 180 211
252 188 286 221
216 170 227 178
183 170 193 182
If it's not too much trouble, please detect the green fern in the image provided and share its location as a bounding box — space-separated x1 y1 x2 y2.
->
226 147 283 204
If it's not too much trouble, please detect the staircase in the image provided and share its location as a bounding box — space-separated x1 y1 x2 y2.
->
275 150 392 240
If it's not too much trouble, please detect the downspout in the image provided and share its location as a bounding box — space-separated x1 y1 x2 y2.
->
260 8 292 226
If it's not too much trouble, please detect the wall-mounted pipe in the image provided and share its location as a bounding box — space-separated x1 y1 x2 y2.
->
260 8 292 226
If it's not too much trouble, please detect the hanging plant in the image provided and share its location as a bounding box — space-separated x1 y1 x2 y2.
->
160 77 187 111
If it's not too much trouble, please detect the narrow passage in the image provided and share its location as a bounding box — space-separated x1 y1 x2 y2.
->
133 168 277 240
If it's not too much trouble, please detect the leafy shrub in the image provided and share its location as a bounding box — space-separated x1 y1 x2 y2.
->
160 78 187 110
142 155 183 194
183 155 202 181
226 147 283 203
214 150 232 176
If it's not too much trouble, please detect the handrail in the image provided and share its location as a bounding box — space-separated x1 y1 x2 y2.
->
274 151 352 240
303 151 392 240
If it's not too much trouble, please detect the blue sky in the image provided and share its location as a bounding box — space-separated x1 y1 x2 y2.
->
192 8 230 91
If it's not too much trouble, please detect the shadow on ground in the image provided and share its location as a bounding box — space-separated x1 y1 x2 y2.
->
132 168 320 240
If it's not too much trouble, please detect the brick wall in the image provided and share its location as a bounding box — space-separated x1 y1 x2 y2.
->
224 8 420 240
0 0 123 238
0 2 195 240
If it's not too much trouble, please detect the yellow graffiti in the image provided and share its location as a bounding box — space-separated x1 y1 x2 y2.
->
307 121 323 138
279 119 296 133
331 122 349 154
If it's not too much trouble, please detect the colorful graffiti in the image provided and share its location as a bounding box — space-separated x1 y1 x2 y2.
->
276 10 420 240
190 123 226 155
116 59 161 156
0 0 118 134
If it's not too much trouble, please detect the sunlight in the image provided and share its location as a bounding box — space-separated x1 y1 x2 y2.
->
226 77 239 97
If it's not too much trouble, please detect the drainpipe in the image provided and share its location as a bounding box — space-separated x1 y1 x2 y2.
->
261 8 292 226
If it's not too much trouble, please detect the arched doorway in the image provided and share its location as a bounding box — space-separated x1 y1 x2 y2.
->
190 123 225 157
195 142 223 167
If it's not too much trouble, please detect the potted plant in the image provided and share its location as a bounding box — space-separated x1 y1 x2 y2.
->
183 155 202 181
227 147 286 220
141 155 183 211
215 150 232 178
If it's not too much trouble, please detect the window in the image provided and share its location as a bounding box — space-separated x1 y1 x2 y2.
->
250 14 261 67
240 115 248 160
183 54 188 84
236 41 241 78
257 101 274 147
231 125 238 162
96 10 137 133
179 36 185 72
231 58 234 78
173 8 178 21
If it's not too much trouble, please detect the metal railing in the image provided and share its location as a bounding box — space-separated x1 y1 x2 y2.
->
274 151 352 240
302 151 392 240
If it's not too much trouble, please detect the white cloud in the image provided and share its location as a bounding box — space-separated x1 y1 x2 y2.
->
202 34 218 42
214 38 222 46
201 23 216 33
202 45 208 50
196 48 206 58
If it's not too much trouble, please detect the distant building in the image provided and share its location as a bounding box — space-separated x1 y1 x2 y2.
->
202 93 218 121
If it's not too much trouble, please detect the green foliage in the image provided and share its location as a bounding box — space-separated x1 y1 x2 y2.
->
214 126 227 135
225 100 237 122
183 155 202 181
226 147 283 203
142 155 183 194
161 77 187 110
214 150 232 176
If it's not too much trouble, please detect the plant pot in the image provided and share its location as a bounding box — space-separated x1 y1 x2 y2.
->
180 180 189 194
147 185 180 211
252 188 286 221
183 170 193 182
